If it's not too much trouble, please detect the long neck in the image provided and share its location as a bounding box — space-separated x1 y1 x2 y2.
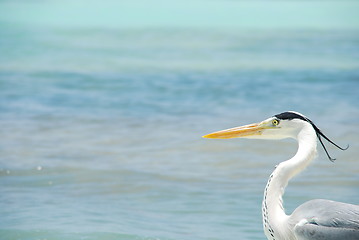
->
262 125 317 240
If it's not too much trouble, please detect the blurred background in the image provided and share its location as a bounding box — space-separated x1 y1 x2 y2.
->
0 1 358 240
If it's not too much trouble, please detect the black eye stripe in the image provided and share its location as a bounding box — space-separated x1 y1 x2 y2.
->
274 112 307 121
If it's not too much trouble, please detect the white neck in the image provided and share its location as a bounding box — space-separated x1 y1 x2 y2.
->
262 124 317 240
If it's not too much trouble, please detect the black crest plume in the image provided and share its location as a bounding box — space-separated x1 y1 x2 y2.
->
275 112 349 162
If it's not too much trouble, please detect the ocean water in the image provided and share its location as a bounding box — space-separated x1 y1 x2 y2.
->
1 2 359 240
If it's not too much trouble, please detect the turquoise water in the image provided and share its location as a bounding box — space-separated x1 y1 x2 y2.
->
1 1 359 240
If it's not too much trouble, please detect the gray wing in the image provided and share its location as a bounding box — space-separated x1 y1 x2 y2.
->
288 199 359 240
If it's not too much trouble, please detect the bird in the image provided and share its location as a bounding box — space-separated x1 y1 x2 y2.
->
203 111 359 240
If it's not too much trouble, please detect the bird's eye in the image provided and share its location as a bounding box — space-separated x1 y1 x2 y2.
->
272 119 280 126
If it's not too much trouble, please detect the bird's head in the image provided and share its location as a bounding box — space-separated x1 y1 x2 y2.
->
202 111 309 140
203 111 348 161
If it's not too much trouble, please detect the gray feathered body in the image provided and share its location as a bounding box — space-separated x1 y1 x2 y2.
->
289 199 359 240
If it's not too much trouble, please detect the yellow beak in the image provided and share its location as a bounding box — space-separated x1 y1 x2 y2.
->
202 122 265 139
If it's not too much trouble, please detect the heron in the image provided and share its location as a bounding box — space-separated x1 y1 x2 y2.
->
203 111 359 240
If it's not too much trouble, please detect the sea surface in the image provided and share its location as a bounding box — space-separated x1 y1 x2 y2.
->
1 1 359 240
